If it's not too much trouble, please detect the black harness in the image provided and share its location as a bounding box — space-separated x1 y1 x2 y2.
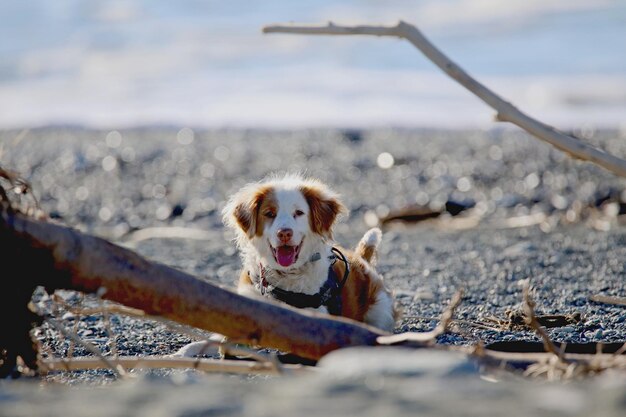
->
256 247 350 316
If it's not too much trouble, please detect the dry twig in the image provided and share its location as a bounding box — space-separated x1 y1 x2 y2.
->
39 356 309 376
404 315 501 332
521 282 567 361
50 291 285 375
378 289 464 345
29 304 125 378
263 21 626 178
589 294 626 307
0 166 42 217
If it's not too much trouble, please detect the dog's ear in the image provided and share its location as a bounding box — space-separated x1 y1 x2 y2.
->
223 185 270 238
301 183 347 239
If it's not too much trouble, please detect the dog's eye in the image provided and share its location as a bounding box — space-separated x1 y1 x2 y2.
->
294 210 305 218
264 211 276 219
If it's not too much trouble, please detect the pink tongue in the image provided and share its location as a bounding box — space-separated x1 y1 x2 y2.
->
276 246 297 267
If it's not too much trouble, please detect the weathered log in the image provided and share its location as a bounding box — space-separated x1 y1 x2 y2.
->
0 209 384 377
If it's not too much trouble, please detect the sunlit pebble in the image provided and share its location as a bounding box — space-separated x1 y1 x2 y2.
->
566 209 578 223
113 223 130 238
603 202 620 217
514 205 529 216
201 198 216 211
121 146 135 163
428 198 445 212
346 166 361 180
200 163 215 178
514 181 527 194
155 204 171 221
152 184 166 199
488 145 503 161
176 159 191 175
102 155 117 171
85 144 103 163
105 131 123 148
414 191 429 206
375 204 390 218
512 163 525 178
525 172 540 190
141 183 154 199
41 174 54 189
542 171 553 186
491 187 503 200
98 207 112 222
75 186 89 201
172 147 187 161
59 152 75 171
214 146 230 162
364 210 379 228
539 221 553 233
392 195 408 208
128 214 142 229
120 198 133 211
177 127 195 145
182 207 197 221
551 195 568 210
456 177 472 192
431 161 447 177
57 199 69 213
553 174 568 189
377 152 394 169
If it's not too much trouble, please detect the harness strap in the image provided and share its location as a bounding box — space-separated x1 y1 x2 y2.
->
259 247 350 315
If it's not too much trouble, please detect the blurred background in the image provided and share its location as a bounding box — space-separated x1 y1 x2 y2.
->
1 0 625 130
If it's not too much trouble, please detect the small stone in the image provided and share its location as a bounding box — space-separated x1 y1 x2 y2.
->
61 312 76 320
413 290 435 301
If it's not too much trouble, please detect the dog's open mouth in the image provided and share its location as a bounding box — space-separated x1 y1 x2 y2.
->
270 240 303 267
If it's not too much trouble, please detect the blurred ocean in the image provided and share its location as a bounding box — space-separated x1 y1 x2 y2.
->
1 0 625 130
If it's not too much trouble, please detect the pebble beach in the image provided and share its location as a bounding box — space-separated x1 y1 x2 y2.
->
1 126 626 415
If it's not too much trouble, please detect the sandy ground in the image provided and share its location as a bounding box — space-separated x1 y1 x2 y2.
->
1 127 626 415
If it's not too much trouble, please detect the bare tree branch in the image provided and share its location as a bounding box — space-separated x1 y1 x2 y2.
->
0 209 384 374
377 289 464 345
263 21 626 178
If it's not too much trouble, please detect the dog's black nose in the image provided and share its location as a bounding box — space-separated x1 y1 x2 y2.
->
277 228 293 243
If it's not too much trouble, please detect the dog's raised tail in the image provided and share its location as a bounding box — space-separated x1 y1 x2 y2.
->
356 227 382 265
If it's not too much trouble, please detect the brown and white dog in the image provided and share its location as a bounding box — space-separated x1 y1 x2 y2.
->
222 173 397 332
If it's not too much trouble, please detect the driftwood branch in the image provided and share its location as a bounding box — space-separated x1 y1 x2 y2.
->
0 208 385 376
39 356 309 376
263 21 626 178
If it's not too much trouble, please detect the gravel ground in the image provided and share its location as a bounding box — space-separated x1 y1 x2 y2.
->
1 127 626 414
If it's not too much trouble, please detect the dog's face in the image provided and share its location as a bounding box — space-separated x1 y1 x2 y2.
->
223 175 346 270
